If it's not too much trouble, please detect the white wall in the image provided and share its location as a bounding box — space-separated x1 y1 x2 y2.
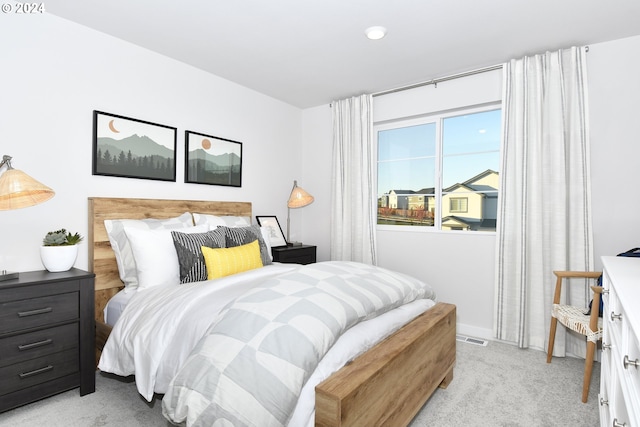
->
587 35 640 268
300 105 333 262
0 13 303 273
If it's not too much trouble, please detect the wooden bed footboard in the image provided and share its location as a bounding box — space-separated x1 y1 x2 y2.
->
315 302 456 427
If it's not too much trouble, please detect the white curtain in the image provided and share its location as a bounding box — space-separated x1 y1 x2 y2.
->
494 47 594 357
330 94 377 264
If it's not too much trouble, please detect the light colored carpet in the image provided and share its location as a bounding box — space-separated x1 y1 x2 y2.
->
409 340 600 427
0 339 600 426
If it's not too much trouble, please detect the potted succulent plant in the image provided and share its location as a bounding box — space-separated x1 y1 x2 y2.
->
40 228 84 272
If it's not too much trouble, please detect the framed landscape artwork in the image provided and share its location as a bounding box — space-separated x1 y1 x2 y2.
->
256 215 287 247
185 131 243 187
93 111 177 181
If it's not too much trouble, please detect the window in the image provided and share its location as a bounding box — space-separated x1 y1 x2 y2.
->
449 197 468 213
377 105 501 231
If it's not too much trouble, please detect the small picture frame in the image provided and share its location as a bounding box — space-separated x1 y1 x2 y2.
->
93 110 177 181
185 130 242 187
256 216 287 248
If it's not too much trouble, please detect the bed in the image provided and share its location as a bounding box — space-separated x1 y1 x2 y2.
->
89 197 456 427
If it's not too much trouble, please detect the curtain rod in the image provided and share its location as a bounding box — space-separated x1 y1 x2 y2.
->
372 64 504 98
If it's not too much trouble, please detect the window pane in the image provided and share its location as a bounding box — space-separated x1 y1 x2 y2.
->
377 124 436 227
441 108 501 232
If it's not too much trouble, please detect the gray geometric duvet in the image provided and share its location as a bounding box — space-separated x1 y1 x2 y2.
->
162 261 435 427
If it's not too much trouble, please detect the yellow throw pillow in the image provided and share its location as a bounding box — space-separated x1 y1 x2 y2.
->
202 239 264 279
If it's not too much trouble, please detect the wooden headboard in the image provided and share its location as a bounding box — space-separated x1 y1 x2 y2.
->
88 197 252 323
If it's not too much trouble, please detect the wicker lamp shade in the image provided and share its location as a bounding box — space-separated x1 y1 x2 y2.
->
285 180 313 244
287 181 314 208
0 156 55 210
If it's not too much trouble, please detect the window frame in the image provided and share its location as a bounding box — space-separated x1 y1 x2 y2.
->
375 102 501 233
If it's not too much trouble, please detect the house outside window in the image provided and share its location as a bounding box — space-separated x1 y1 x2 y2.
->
377 105 501 231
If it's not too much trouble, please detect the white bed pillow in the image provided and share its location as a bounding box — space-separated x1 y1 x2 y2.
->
104 212 194 291
124 225 209 291
192 213 250 228
260 226 273 262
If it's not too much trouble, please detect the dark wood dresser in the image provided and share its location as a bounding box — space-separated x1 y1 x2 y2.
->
271 244 317 265
0 269 95 412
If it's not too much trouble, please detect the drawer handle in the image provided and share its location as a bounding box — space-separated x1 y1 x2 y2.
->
602 343 612 350
18 307 53 317
602 288 609 294
19 365 54 379
600 397 609 406
18 338 53 351
610 311 622 322
623 355 639 369
613 419 627 427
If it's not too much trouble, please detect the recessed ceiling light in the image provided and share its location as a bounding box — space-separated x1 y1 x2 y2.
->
365 26 387 40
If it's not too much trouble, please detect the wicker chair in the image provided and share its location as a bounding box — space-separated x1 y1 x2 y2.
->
546 270 603 403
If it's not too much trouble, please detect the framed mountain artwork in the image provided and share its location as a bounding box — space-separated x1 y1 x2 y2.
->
184 130 242 187
92 110 177 181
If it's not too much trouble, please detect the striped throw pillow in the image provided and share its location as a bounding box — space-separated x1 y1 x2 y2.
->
171 228 226 283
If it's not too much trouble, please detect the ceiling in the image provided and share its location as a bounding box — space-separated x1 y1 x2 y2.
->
46 0 640 109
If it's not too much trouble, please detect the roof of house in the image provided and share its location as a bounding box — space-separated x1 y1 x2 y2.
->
462 169 498 185
415 187 435 195
389 190 415 195
444 169 499 193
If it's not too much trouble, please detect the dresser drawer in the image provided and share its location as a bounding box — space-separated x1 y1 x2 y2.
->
0 348 79 396
0 292 78 335
0 323 78 368
606 286 624 345
623 328 640 400
610 368 632 427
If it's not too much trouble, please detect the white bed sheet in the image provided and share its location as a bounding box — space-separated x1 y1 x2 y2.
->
104 289 136 326
98 263 436 426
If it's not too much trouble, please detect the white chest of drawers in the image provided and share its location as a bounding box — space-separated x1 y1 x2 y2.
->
599 256 640 427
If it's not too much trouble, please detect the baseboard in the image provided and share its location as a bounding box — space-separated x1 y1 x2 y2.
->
454 324 600 361
456 323 494 342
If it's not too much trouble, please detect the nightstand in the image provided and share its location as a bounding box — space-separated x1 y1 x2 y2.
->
272 245 316 265
0 268 95 413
